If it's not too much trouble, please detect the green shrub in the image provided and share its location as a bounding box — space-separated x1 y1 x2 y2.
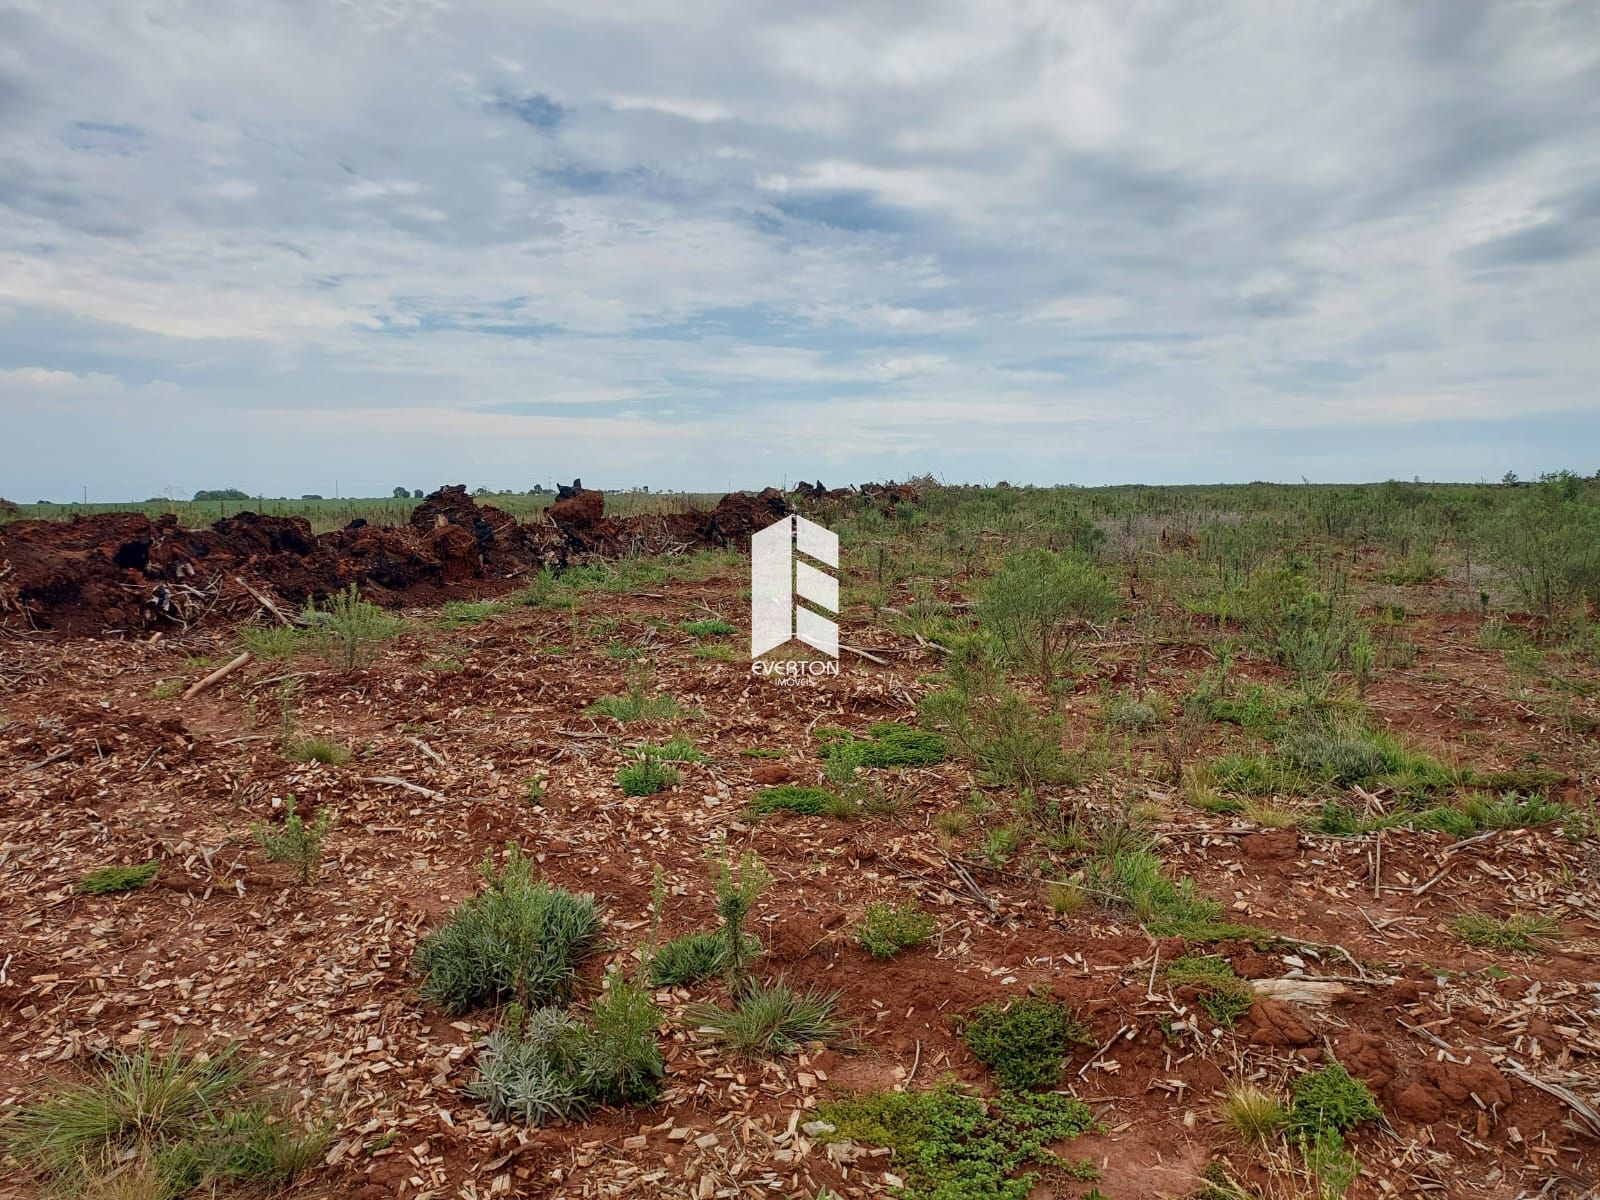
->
617 759 680 796
976 548 1118 691
960 994 1090 1091
854 901 936 958
818 1085 1097 1200
578 975 666 1104
1165 955 1255 1025
1287 1063 1381 1138
302 583 404 670
414 846 601 1014
1484 472 1600 620
647 930 761 987
687 978 842 1057
77 860 160 895
252 795 334 886
0 1041 327 1197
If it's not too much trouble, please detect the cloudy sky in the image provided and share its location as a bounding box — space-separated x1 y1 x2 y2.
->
2 0 1598 499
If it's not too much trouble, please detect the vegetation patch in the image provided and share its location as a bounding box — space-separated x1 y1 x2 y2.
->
750 784 837 817
682 617 736 638
1451 911 1558 953
282 736 350 765
818 1084 1098 1200
819 722 949 768
647 930 761 988
252 796 334 886
617 758 680 796
687 978 842 1058
1165 954 1255 1025
77 860 160 895
414 845 601 1014
960 994 1091 1091
466 976 663 1125
853 900 937 958
1088 848 1274 944
0 1041 327 1199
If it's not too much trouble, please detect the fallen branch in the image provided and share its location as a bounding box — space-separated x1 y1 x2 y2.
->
233 575 294 627
11 747 72 776
1251 978 1352 1006
362 776 446 802
183 651 253 701
839 643 890 666
406 736 446 767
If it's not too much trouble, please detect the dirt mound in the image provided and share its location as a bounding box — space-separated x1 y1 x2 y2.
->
0 481 866 635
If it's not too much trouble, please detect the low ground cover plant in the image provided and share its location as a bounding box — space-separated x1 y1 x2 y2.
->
853 900 936 958
959 993 1091 1091
77 859 160 895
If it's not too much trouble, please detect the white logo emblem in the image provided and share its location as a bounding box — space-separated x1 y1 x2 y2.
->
750 514 838 660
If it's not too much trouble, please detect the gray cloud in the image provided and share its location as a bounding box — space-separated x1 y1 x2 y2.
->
1 0 1598 497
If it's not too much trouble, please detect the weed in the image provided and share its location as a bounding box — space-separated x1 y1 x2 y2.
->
439 599 501 627
687 978 842 1057
634 736 706 763
239 625 304 660
648 930 761 987
1042 875 1090 916
739 747 784 759
0 1041 326 1197
1103 688 1161 730
1165 955 1255 1025
617 759 680 796
853 901 936 958
1450 911 1558 953
414 845 601 1014
817 1084 1098 1200
302 583 404 670
819 722 948 768
282 735 350 765
1216 1079 1287 1144
77 860 160 895
1287 1063 1381 1138
586 665 684 723
960 993 1090 1091
251 795 334 886
682 617 736 638
1088 848 1272 944
148 679 184 700
750 785 838 817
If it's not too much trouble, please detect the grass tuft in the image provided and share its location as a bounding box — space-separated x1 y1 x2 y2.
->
1450 911 1558 953
687 979 842 1058
853 901 936 959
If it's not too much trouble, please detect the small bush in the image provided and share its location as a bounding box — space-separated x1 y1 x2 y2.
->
647 930 761 988
617 759 680 796
960 994 1090 1091
282 736 350 765
77 860 160 895
708 840 769 981
1103 689 1161 729
853 901 936 958
302 583 404 671
977 548 1118 691
252 796 334 886
1451 911 1558 953
414 845 601 1014
1165 955 1255 1026
687 978 842 1057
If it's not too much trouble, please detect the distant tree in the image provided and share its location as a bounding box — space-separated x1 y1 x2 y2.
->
193 488 250 501
393 486 410 499
473 486 490 496
413 489 424 499
301 493 324 501
1501 471 1520 487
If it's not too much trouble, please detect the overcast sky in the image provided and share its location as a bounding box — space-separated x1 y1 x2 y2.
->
2 1 1598 500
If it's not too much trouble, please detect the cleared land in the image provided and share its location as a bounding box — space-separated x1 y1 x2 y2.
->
1 478 1597 1200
